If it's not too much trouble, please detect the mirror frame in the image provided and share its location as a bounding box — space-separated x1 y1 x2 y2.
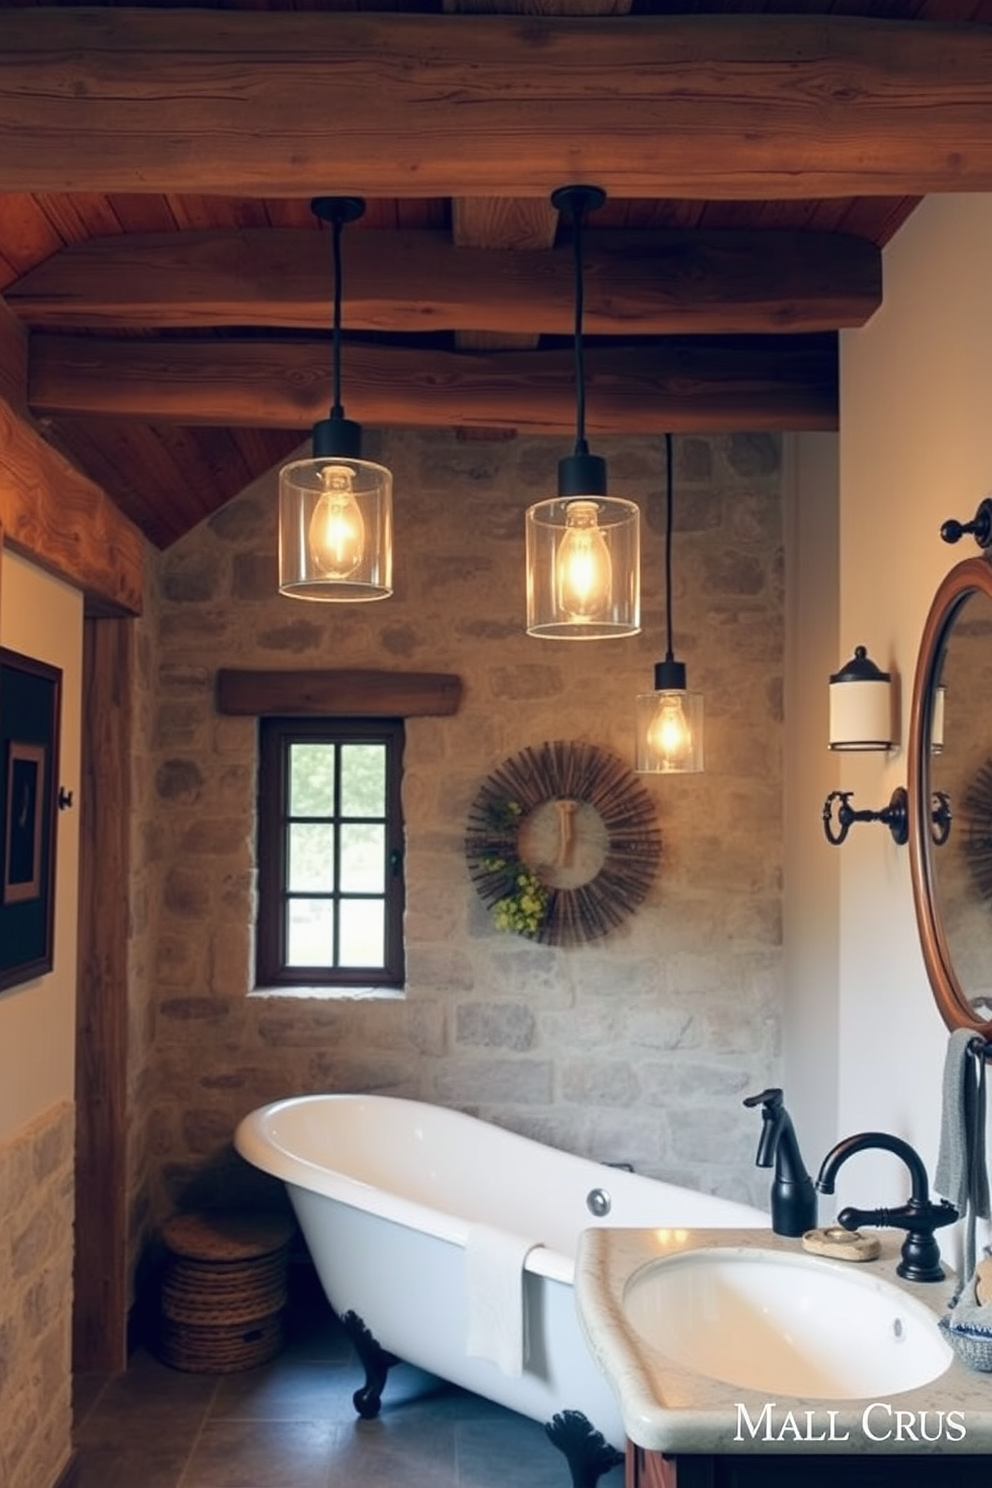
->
908 554 992 1040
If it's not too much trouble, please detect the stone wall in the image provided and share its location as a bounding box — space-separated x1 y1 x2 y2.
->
144 429 784 1227
0 1101 74 1488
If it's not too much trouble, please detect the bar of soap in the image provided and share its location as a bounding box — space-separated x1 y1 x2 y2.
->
801 1226 882 1262
975 1257 992 1305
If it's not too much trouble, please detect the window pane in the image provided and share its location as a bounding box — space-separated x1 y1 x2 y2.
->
288 823 335 892
340 823 385 892
287 899 335 966
340 743 385 817
257 717 404 989
340 899 385 967
290 743 336 817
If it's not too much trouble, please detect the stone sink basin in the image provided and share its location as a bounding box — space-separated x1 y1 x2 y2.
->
622 1246 954 1399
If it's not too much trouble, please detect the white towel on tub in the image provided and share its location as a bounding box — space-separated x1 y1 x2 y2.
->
465 1223 544 1378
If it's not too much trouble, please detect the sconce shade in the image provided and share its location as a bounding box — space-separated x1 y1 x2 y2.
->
931 683 946 755
526 493 641 639
636 658 704 773
828 646 893 751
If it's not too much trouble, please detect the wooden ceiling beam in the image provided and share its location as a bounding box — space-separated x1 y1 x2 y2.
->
1 12 991 198
27 332 837 434
0 297 143 613
7 227 881 336
0 405 144 616
451 199 559 350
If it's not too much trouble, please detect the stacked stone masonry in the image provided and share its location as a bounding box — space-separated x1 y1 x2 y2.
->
0 1101 74 1488
142 430 785 1243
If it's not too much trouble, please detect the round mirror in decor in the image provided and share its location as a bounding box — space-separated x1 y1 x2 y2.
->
464 740 662 946
908 555 992 1040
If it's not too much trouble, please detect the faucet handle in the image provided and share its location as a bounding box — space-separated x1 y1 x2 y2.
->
743 1088 783 1111
836 1200 958 1283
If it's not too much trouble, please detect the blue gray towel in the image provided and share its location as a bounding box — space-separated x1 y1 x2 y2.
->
935 1027 990 1283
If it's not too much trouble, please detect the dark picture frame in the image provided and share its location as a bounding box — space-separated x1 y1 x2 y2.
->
0 647 61 992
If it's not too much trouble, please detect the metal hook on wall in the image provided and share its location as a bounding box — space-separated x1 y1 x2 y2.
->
822 786 908 847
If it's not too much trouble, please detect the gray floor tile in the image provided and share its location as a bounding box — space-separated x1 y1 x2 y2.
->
211 1359 362 1422
179 1417 340 1488
75 1441 196 1488
326 1413 459 1488
76 1350 218 1435
72 1290 591 1488
456 1416 570 1488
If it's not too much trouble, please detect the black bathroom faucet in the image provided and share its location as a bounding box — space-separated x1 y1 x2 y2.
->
743 1088 818 1237
815 1131 958 1282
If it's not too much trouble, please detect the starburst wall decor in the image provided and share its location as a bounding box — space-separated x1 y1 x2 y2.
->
465 740 662 946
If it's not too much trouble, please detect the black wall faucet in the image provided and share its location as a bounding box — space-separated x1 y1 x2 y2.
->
743 1088 817 1237
815 1131 958 1282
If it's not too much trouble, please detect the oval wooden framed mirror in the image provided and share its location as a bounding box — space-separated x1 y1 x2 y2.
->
908 555 992 1040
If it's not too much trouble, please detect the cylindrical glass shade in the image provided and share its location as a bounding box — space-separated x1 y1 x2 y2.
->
279 457 392 601
526 495 640 639
635 686 704 773
828 645 893 750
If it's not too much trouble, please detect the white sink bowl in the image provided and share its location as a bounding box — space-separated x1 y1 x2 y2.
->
622 1247 953 1399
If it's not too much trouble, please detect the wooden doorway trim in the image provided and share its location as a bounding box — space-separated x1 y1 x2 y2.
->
73 616 131 1370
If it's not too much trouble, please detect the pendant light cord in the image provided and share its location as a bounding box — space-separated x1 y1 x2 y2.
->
570 202 589 458
664 431 675 663
330 213 345 421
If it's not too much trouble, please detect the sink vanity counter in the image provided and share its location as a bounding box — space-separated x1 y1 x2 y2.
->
575 1225 992 1460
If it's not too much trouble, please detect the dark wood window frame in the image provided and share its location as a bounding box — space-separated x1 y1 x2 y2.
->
215 667 462 994
256 716 405 989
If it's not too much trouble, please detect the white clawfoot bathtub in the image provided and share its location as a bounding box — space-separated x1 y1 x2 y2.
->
235 1094 766 1469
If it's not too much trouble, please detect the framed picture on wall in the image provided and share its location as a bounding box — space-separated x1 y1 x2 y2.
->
0 647 62 993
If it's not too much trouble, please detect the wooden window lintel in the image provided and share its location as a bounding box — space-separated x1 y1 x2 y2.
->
216 668 461 718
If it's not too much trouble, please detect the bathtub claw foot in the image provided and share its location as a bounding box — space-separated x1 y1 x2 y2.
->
545 1410 624 1488
339 1309 399 1419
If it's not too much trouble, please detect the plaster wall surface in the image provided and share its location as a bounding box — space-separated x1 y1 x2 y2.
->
0 551 81 1488
836 193 992 1216
0 550 81 1139
782 432 841 1172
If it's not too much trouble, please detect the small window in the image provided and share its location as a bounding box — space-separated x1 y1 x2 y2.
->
256 718 405 989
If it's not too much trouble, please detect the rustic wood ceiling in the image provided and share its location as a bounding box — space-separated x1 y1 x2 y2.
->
2 0 992 548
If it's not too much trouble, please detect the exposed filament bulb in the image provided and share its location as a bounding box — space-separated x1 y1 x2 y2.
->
556 500 612 620
646 693 694 772
308 465 365 578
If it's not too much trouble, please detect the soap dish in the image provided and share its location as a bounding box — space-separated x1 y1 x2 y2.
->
802 1226 881 1262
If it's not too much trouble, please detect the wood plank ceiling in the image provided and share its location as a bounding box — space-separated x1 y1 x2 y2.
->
2 0 992 548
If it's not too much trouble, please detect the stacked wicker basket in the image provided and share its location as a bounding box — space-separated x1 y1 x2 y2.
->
158 1210 297 1372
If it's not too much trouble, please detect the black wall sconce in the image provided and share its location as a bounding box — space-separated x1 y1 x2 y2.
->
822 644 908 846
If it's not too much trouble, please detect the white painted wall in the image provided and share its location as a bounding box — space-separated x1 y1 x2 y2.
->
832 194 992 1213
783 432 841 1172
0 550 82 1141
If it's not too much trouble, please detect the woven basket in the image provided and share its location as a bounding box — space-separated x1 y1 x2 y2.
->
157 1211 296 1374
159 1311 286 1373
939 1272 992 1373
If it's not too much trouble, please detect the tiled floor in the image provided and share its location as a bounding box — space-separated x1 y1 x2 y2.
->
72 1272 598 1488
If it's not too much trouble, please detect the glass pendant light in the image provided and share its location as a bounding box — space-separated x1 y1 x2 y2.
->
525 185 640 639
279 197 393 601
636 434 704 773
